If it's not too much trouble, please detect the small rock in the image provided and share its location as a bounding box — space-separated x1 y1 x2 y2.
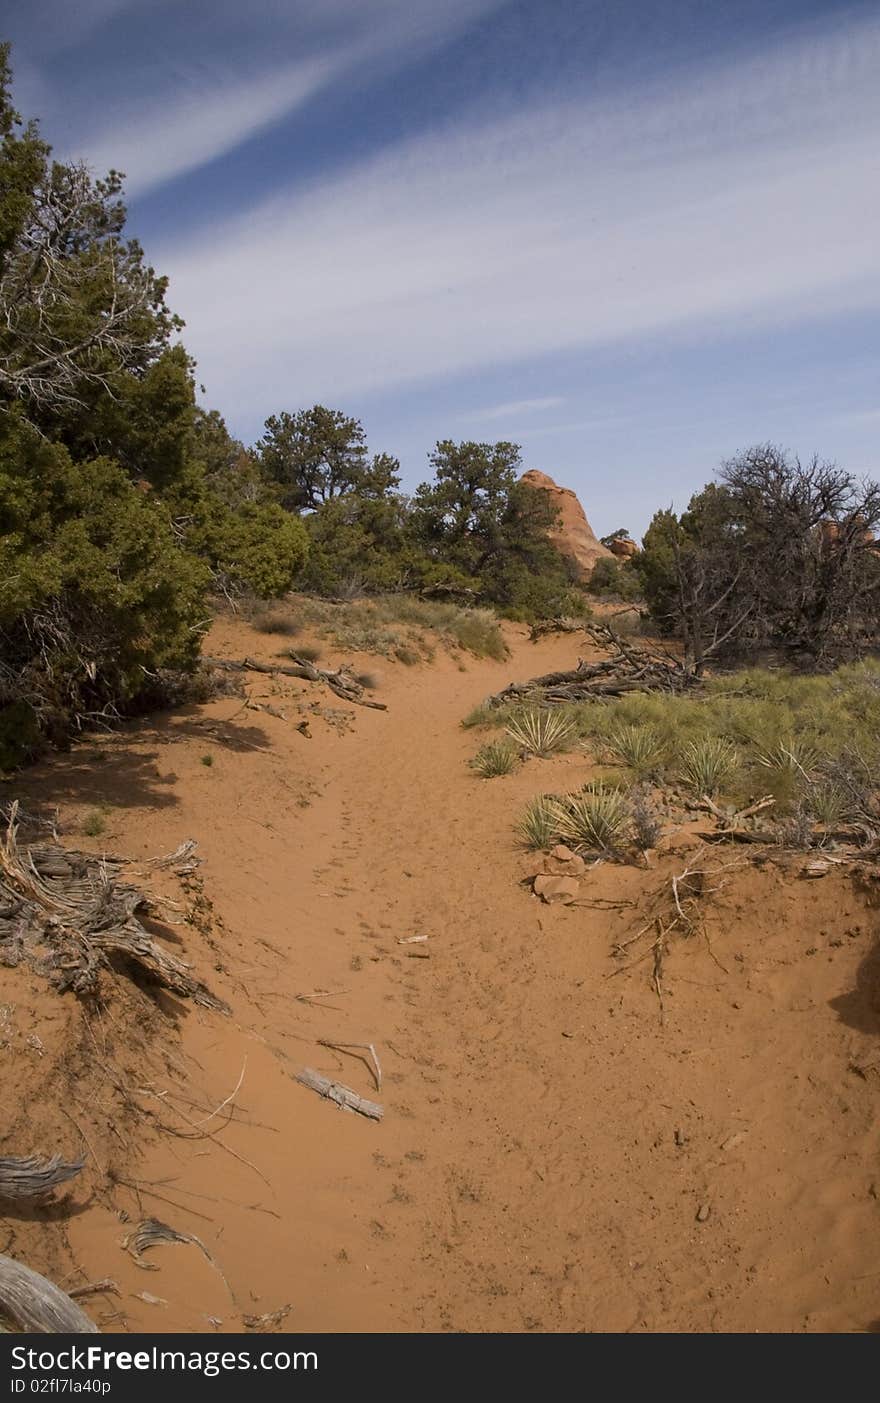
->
526 850 588 879
803 860 830 878
720 1131 747 1152
695 1203 711 1223
533 874 580 905
674 1128 687 1148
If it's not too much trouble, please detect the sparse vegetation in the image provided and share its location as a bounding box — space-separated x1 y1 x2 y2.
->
604 724 666 778
81 809 107 837
505 709 575 757
481 660 880 849
470 739 519 778
680 737 738 797
250 606 301 636
517 795 562 850
554 782 632 853
630 786 662 850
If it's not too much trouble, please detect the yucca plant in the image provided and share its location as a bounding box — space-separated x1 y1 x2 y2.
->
807 779 848 827
470 739 519 779
605 724 666 778
517 794 563 850
756 737 820 779
554 782 632 853
679 737 738 797
506 709 575 758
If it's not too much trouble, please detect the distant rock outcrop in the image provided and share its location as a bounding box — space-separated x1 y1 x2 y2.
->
520 469 612 580
608 536 638 560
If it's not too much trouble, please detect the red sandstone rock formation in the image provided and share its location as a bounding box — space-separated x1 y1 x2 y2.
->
608 536 638 559
520 469 612 580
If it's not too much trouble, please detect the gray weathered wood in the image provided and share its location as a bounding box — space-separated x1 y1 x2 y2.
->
0 1153 85 1202
295 1067 383 1120
0 1255 99 1333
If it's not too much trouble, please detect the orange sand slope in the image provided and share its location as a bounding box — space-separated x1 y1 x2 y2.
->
6 617 880 1334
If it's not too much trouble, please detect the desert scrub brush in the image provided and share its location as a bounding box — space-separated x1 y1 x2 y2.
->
554 782 632 853
604 724 666 778
470 739 519 778
679 737 738 797
505 709 575 757
517 794 563 850
806 779 848 827
755 736 820 779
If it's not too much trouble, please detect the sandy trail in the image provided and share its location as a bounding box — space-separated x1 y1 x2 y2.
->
9 619 880 1333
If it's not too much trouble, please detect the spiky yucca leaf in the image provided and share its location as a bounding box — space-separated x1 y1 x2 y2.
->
755 737 819 778
505 709 575 757
516 795 563 850
807 780 848 826
605 724 666 777
680 737 738 797
470 740 519 779
554 782 632 852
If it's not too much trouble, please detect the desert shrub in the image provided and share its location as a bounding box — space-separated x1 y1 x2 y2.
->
805 780 848 827
680 737 738 796
0 700 41 771
631 786 662 850
517 794 562 850
506 709 575 757
470 739 519 778
608 607 643 636
555 782 632 853
755 737 820 778
289 594 507 661
814 749 880 830
588 557 643 602
444 608 508 660
604 724 667 778
776 802 815 849
250 605 300 635
0 419 209 745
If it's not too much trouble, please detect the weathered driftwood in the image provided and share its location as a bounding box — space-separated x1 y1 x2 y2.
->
204 655 387 710
242 1304 291 1331
528 616 590 641
0 804 226 1011
483 623 697 708
295 1067 384 1121
0 1255 99 1333
0 1153 85 1202
122 1218 234 1299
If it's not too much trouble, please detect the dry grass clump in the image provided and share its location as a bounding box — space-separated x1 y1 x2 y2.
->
249 604 301 636
470 739 519 779
604 724 666 779
261 593 508 662
505 709 575 757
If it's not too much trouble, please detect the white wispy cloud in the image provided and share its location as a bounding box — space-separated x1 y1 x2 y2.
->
462 396 565 423
77 56 341 197
155 9 880 420
56 0 508 198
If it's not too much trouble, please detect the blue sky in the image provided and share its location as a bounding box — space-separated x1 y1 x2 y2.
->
4 0 879 537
